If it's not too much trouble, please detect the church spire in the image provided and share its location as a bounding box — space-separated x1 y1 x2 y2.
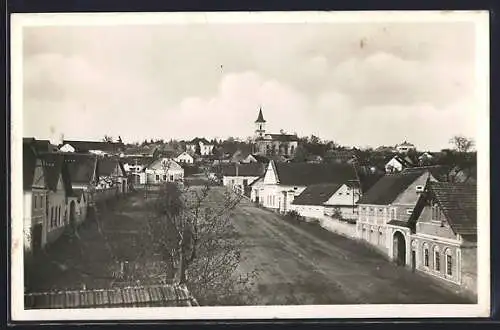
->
255 107 266 123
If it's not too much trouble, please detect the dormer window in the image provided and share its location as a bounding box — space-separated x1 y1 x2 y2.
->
431 202 441 222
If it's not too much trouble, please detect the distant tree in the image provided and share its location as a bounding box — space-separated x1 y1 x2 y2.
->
308 135 321 145
117 136 123 144
103 135 114 143
293 145 309 162
449 135 475 153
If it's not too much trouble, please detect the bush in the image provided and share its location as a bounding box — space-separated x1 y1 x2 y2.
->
284 210 304 223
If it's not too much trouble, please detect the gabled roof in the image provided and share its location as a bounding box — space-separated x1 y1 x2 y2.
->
62 140 123 153
188 137 211 145
121 155 154 166
387 154 414 167
357 171 428 205
255 107 266 123
23 143 38 190
274 162 358 186
402 165 451 182
63 153 97 185
292 183 343 206
38 153 64 192
221 163 266 177
97 158 125 177
428 181 477 235
266 134 299 142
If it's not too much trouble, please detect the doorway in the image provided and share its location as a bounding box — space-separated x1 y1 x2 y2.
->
393 231 406 266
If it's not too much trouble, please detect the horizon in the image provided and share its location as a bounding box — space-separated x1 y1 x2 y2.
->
23 20 477 152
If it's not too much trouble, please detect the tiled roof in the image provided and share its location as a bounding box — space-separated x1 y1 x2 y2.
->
274 162 358 186
428 181 477 235
64 153 97 185
63 140 123 153
292 183 343 206
357 171 428 205
38 153 64 192
266 134 299 142
402 165 451 182
98 158 125 177
387 220 412 228
221 163 266 177
24 285 198 309
23 143 38 190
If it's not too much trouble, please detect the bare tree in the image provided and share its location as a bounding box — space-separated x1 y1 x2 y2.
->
145 171 258 305
449 135 475 153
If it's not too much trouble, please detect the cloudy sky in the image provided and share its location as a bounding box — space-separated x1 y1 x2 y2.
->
22 20 478 150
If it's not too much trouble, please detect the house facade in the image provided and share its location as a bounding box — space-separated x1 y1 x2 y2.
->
409 182 477 295
385 155 415 173
221 163 265 195
356 170 437 257
396 141 416 154
23 144 48 258
251 161 359 214
186 138 214 156
143 158 184 185
175 152 194 164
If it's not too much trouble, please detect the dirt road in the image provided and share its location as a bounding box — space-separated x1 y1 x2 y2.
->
206 187 472 305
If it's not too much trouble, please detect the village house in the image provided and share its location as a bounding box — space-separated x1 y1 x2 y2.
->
385 154 416 173
185 138 214 156
252 108 299 157
290 181 361 221
408 181 477 296
142 158 184 185
39 153 74 247
174 151 194 164
23 143 48 258
221 163 266 195
356 168 438 259
251 161 358 214
396 141 417 154
96 157 129 196
120 155 154 184
418 152 434 166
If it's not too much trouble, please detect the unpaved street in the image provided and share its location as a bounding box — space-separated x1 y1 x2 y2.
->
205 187 472 305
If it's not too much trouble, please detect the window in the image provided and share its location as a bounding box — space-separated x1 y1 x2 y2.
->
445 249 453 276
346 191 350 195
156 175 160 181
431 202 441 222
58 206 62 226
423 244 429 267
33 195 37 209
163 175 167 181
391 208 397 220
434 246 441 271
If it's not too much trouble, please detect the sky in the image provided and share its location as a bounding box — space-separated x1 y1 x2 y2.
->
22 20 478 151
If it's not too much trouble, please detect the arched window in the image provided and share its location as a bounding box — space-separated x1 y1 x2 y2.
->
445 248 453 276
290 145 295 154
433 245 441 272
423 243 429 267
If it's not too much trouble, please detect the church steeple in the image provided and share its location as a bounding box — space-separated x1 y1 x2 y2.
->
254 107 266 138
255 107 266 123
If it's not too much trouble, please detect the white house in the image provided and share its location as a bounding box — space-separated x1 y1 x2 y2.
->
175 151 194 164
385 155 415 173
186 138 214 156
251 161 359 214
356 169 437 258
143 158 184 185
221 163 265 195
396 141 416 154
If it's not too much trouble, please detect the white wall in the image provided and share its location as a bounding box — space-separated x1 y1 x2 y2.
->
223 176 260 188
175 153 194 164
385 158 403 172
290 204 325 219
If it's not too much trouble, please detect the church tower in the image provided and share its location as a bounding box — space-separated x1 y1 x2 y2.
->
255 107 266 138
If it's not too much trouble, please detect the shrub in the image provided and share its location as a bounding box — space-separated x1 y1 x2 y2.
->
284 210 303 223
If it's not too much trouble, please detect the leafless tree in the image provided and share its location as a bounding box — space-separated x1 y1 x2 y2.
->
449 135 475 153
144 170 259 305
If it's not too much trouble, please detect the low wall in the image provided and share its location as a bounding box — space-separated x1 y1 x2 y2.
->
319 216 357 239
